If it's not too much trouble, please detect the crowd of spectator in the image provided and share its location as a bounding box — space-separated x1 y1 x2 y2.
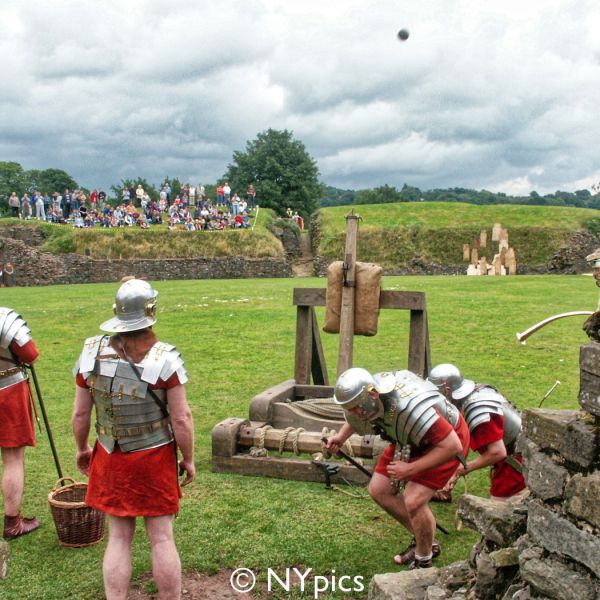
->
5 182 257 231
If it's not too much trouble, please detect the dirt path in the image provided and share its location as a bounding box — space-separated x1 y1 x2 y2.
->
291 231 315 277
129 570 254 599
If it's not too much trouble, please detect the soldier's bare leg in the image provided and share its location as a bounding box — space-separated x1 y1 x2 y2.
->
1 447 25 515
103 515 136 600
368 472 413 533
403 482 436 557
145 515 181 600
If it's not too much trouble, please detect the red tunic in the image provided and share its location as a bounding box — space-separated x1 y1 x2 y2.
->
470 414 526 498
0 339 39 448
76 371 183 517
375 411 470 490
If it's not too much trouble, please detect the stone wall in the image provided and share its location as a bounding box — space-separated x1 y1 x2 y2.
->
369 343 600 600
0 236 291 286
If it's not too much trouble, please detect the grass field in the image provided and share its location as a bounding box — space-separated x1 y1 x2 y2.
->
316 202 600 268
0 274 595 599
318 202 600 230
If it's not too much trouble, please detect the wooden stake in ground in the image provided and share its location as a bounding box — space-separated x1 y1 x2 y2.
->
479 229 487 249
337 213 360 376
463 244 471 262
492 223 502 242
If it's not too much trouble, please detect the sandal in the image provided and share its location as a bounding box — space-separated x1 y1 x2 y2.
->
393 538 440 566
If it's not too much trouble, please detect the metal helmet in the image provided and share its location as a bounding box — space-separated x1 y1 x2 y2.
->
100 279 158 333
333 367 382 419
428 363 475 401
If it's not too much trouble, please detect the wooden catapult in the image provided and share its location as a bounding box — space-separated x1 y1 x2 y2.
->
211 213 432 486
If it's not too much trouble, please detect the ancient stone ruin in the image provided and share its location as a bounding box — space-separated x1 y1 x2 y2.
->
369 342 600 600
464 223 517 276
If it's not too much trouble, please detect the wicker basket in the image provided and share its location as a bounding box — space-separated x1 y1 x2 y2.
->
48 477 106 548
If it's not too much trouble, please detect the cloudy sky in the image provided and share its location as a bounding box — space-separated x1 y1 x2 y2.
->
2 0 600 195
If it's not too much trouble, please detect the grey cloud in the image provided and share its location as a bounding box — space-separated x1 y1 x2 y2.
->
1 0 600 195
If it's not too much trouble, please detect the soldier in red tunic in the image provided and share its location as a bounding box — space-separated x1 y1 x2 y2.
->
72 279 195 600
429 364 527 501
0 307 41 539
326 368 470 569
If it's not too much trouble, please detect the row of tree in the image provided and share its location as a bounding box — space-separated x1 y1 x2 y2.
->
2 128 600 218
0 130 323 218
321 183 600 209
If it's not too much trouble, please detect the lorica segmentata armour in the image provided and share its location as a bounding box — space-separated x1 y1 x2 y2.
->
75 335 188 453
457 386 521 449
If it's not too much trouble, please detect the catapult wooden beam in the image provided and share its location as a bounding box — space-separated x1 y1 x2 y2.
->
211 418 385 485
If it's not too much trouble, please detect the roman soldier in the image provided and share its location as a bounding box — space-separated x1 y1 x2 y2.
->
0 307 41 539
428 363 526 501
72 279 195 599
326 368 469 569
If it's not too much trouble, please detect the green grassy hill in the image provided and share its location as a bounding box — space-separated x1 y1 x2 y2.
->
316 202 600 268
2 202 599 268
0 208 286 260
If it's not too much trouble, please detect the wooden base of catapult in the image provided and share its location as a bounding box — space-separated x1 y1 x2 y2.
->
213 378 393 485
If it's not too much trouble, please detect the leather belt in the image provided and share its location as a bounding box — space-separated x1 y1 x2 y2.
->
0 366 23 378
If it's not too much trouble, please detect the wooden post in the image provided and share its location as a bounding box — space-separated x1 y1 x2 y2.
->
479 230 487 249
337 214 360 376
463 244 471 262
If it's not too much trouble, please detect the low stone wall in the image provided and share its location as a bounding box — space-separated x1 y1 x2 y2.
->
0 237 291 286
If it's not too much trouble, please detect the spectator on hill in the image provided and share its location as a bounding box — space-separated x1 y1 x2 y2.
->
63 189 72 217
89 189 98 211
73 210 84 228
223 182 231 206
135 185 144 205
42 192 51 215
77 191 86 211
8 192 20 217
21 194 32 219
247 184 256 208
231 193 240 217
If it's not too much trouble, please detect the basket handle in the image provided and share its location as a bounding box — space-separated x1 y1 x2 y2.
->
53 476 77 490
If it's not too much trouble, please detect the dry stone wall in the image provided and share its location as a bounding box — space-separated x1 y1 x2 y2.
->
0 236 291 286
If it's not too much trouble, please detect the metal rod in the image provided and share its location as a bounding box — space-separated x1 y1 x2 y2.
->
539 380 561 408
27 364 63 479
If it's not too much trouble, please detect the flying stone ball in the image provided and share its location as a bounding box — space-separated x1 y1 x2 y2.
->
397 28 410 41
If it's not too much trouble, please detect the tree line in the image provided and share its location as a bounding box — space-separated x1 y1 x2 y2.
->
2 128 599 219
321 183 600 209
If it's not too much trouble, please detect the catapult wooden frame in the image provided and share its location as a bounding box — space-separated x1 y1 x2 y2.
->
211 214 432 485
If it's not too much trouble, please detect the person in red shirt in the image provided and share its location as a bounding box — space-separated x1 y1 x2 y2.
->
0 307 42 539
72 279 195 599
326 368 469 569
428 364 526 501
